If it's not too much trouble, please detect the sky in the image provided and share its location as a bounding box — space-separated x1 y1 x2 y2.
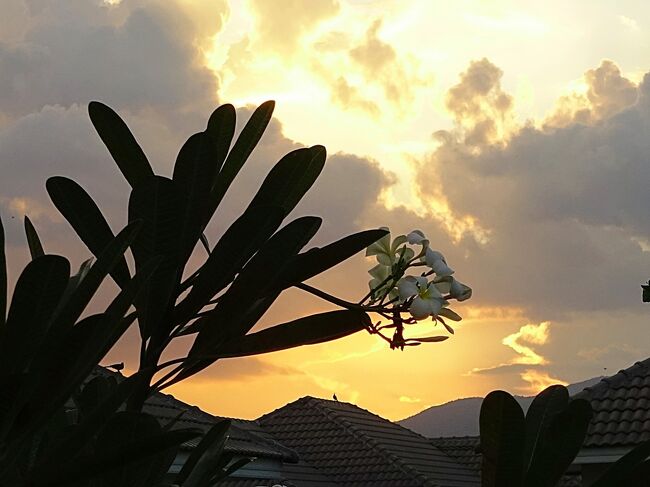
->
0 0 649 421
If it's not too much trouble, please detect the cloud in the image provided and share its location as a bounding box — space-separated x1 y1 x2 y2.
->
248 0 339 55
416 60 650 318
469 322 550 374
444 57 515 147
545 60 638 128
399 395 422 404
0 0 221 121
185 357 299 383
519 369 567 395
503 322 550 366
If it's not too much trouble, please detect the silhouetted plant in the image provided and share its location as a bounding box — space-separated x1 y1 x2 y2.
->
479 385 650 487
4 99 473 485
46 100 472 413
0 216 201 486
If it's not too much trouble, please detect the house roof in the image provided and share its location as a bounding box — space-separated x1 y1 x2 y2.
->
574 358 650 448
258 396 481 487
90 367 334 486
428 436 581 487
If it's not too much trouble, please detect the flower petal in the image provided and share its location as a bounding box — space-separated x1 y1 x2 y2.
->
368 264 390 280
407 229 427 245
376 252 394 266
424 248 446 266
398 276 419 301
450 279 472 301
433 276 452 294
410 297 433 320
391 235 407 252
431 259 454 277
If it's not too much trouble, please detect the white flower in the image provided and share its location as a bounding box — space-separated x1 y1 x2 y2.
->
449 278 472 301
397 276 447 320
368 264 398 301
424 248 454 277
366 227 413 266
406 229 429 248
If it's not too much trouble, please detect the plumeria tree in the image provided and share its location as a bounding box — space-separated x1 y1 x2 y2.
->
11 99 473 486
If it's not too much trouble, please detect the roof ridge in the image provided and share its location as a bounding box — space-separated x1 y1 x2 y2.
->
308 397 439 487
574 357 650 399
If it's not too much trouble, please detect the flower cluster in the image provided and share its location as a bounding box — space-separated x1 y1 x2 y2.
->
363 228 472 349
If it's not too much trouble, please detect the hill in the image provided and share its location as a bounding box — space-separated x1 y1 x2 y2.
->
398 377 603 437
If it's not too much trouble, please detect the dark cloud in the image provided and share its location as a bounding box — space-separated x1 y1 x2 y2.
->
0 0 220 121
545 60 639 128
416 61 650 319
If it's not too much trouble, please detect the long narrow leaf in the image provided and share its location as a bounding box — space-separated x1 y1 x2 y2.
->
128 176 184 341
190 216 321 355
279 228 388 286
591 439 650 487
246 145 326 217
173 205 284 324
47 176 130 287
48 221 141 334
0 216 7 328
0 255 70 375
176 419 230 486
205 103 236 186
217 310 371 358
173 132 220 262
209 101 274 213
24 216 44 259
88 101 154 188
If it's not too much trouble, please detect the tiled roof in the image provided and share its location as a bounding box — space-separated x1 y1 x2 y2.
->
574 358 650 448
429 436 581 487
258 396 480 487
88 367 296 462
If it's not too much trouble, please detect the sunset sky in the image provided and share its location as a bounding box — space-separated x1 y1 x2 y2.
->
1 0 649 421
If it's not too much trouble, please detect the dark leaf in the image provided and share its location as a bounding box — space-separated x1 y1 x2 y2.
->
279 228 388 286
173 205 284 324
0 255 70 375
35 412 198 487
414 336 449 343
47 176 130 287
246 145 326 217
128 176 185 340
24 216 44 259
209 101 274 213
590 439 650 487
88 101 154 188
173 132 220 262
523 385 569 472
217 310 371 358
205 104 236 176
0 216 5 328
22 257 160 445
189 216 321 359
176 419 230 486
480 390 525 487
48 221 141 335
525 398 592 487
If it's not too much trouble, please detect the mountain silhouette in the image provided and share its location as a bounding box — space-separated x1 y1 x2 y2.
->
398 377 603 437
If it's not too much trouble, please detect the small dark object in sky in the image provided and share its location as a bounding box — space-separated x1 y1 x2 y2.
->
333 393 338 401
643 280 650 302
106 362 124 372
